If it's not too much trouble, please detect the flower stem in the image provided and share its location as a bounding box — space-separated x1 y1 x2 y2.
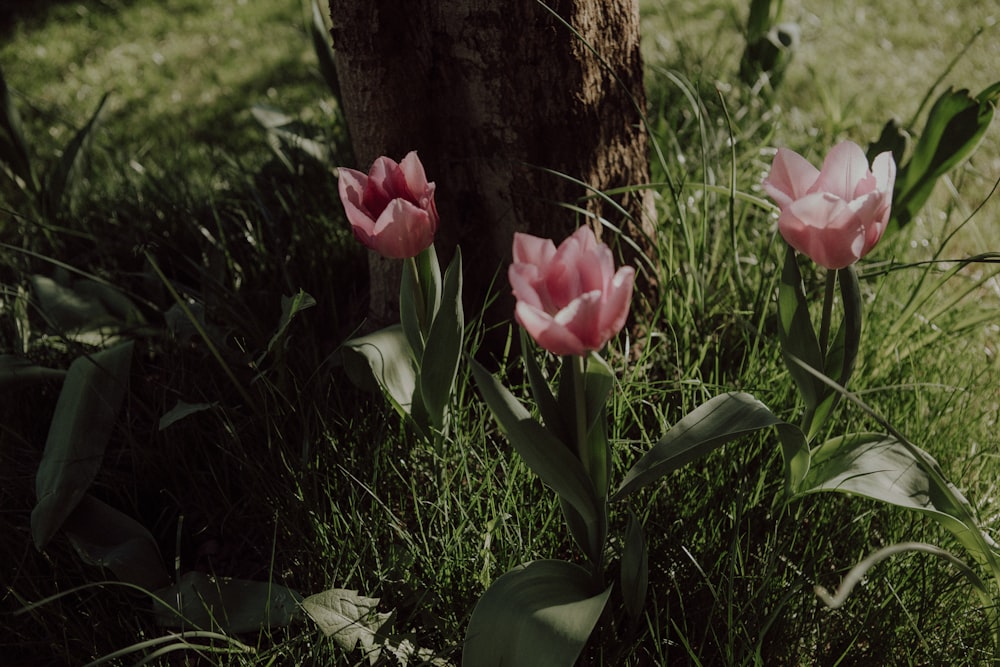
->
818 268 837 357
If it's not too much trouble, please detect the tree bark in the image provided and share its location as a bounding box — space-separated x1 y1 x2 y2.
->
328 0 651 333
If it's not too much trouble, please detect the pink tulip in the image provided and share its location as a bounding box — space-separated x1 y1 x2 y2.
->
509 227 635 356
338 151 439 259
762 141 896 269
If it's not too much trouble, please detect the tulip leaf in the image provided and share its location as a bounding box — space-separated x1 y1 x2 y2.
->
153 571 302 633
62 493 170 591
797 432 997 567
777 247 825 422
892 84 998 229
470 357 606 561
0 355 65 390
342 325 417 419
264 289 316 357
158 400 216 430
463 559 612 667
613 392 808 501
621 512 649 621
32 341 134 549
420 247 463 431
521 329 571 445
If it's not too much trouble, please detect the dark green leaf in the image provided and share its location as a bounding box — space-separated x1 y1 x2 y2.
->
521 329 571 445
614 392 804 501
0 355 65 390
265 289 316 356
400 256 426 358
158 400 216 430
471 357 605 561
621 512 648 621
310 0 342 101
463 560 611 667
798 433 996 567
153 571 302 633
420 248 463 430
893 85 998 229
32 341 134 548
62 494 169 591
777 247 824 419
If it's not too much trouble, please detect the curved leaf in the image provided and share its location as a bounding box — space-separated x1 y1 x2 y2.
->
470 358 605 561
613 392 807 501
342 325 417 419
420 247 463 430
62 494 169 591
32 341 134 549
798 433 997 565
463 560 611 667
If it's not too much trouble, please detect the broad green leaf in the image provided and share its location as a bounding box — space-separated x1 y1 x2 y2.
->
613 392 806 501
777 247 824 420
521 329 571 445
0 63 37 192
420 247 464 430
416 243 443 322
44 92 108 218
265 289 316 356
621 512 648 621
342 325 417 418
580 354 613 496
32 341 134 549
158 400 216 430
463 560 611 667
892 84 998 229
470 357 605 562
0 355 65 389
32 274 114 334
798 433 997 567
302 587 392 662
62 493 169 591
153 571 302 634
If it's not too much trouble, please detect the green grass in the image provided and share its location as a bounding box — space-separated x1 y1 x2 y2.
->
2 0 999 665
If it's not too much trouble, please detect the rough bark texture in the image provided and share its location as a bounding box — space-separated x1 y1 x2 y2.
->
329 0 650 331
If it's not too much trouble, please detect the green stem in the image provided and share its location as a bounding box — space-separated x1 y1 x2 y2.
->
571 354 588 469
818 268 836 357
405 256 427 337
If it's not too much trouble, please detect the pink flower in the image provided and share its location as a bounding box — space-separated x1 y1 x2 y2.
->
338 151 439 259
509 227 635 356
763 141 896 270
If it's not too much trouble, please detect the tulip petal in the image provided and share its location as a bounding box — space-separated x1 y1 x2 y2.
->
811 141 870 200
370 199 435 258
781 193 865 269
400 151 430 194
515 302 587 356
557 291 604 350
598 267 635 342
763 148 819 208
871 151 897 197
513 233 557 266
508 263 546 311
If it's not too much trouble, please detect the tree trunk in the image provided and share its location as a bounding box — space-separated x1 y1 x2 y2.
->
328 0 651 333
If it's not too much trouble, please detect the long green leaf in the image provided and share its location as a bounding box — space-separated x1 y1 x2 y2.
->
32 341 134 548
470 358 605 561
777 247 824 420
0 355 65 389
798 433 997 567
621 512 648 621
420 248 463 430
463 560 611 667
62 494 170 591
613 392 807 501
892 84 998 229
521 329 571 445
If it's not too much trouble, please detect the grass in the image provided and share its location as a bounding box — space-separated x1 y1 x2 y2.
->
2 0 998 665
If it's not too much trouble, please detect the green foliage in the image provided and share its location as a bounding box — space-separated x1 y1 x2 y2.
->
462 560 612 667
